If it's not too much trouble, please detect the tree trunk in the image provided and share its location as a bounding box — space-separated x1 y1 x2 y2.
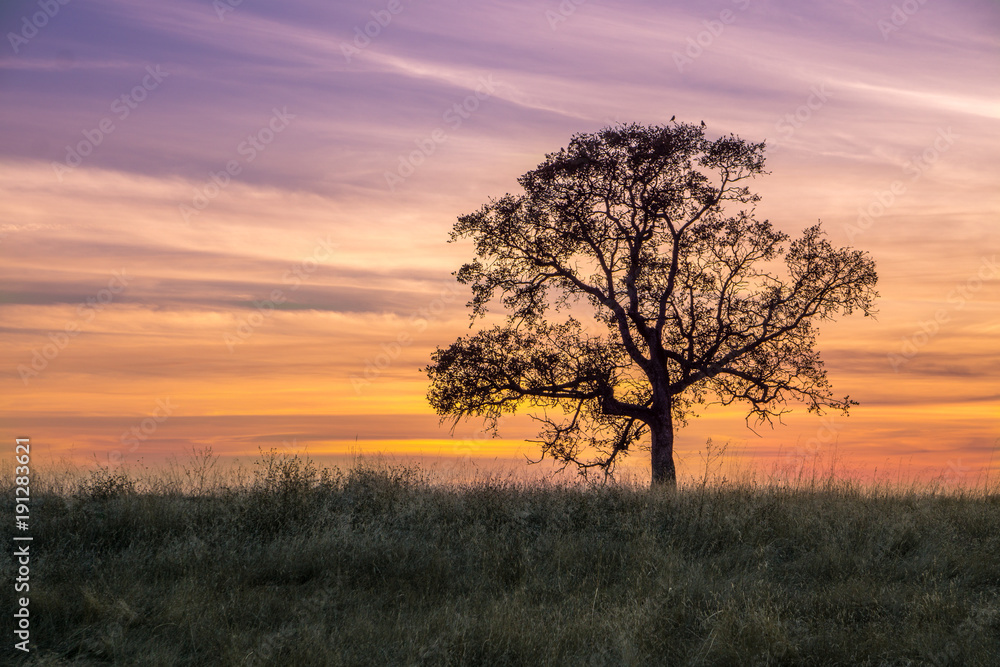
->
650 410 676 487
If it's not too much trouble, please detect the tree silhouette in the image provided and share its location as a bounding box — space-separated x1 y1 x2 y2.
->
426 122 878 486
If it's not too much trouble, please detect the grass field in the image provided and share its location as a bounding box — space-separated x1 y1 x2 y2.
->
3 449 999 666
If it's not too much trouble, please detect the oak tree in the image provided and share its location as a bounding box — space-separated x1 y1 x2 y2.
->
426 122 878 485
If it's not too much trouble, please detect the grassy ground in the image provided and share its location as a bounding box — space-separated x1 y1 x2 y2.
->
3 451 999 666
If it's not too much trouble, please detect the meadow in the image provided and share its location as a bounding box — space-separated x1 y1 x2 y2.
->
3 448 999 666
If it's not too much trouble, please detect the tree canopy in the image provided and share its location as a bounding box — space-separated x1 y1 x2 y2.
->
426 122 878 485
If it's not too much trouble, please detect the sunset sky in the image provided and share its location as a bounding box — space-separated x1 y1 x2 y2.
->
2 0 998 484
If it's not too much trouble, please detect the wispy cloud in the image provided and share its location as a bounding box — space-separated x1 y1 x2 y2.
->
2 0 998 479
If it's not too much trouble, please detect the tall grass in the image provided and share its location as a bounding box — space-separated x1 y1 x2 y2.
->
3 447 998 665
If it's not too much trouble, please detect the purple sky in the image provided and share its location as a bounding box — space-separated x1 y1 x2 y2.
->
2 0 998 482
